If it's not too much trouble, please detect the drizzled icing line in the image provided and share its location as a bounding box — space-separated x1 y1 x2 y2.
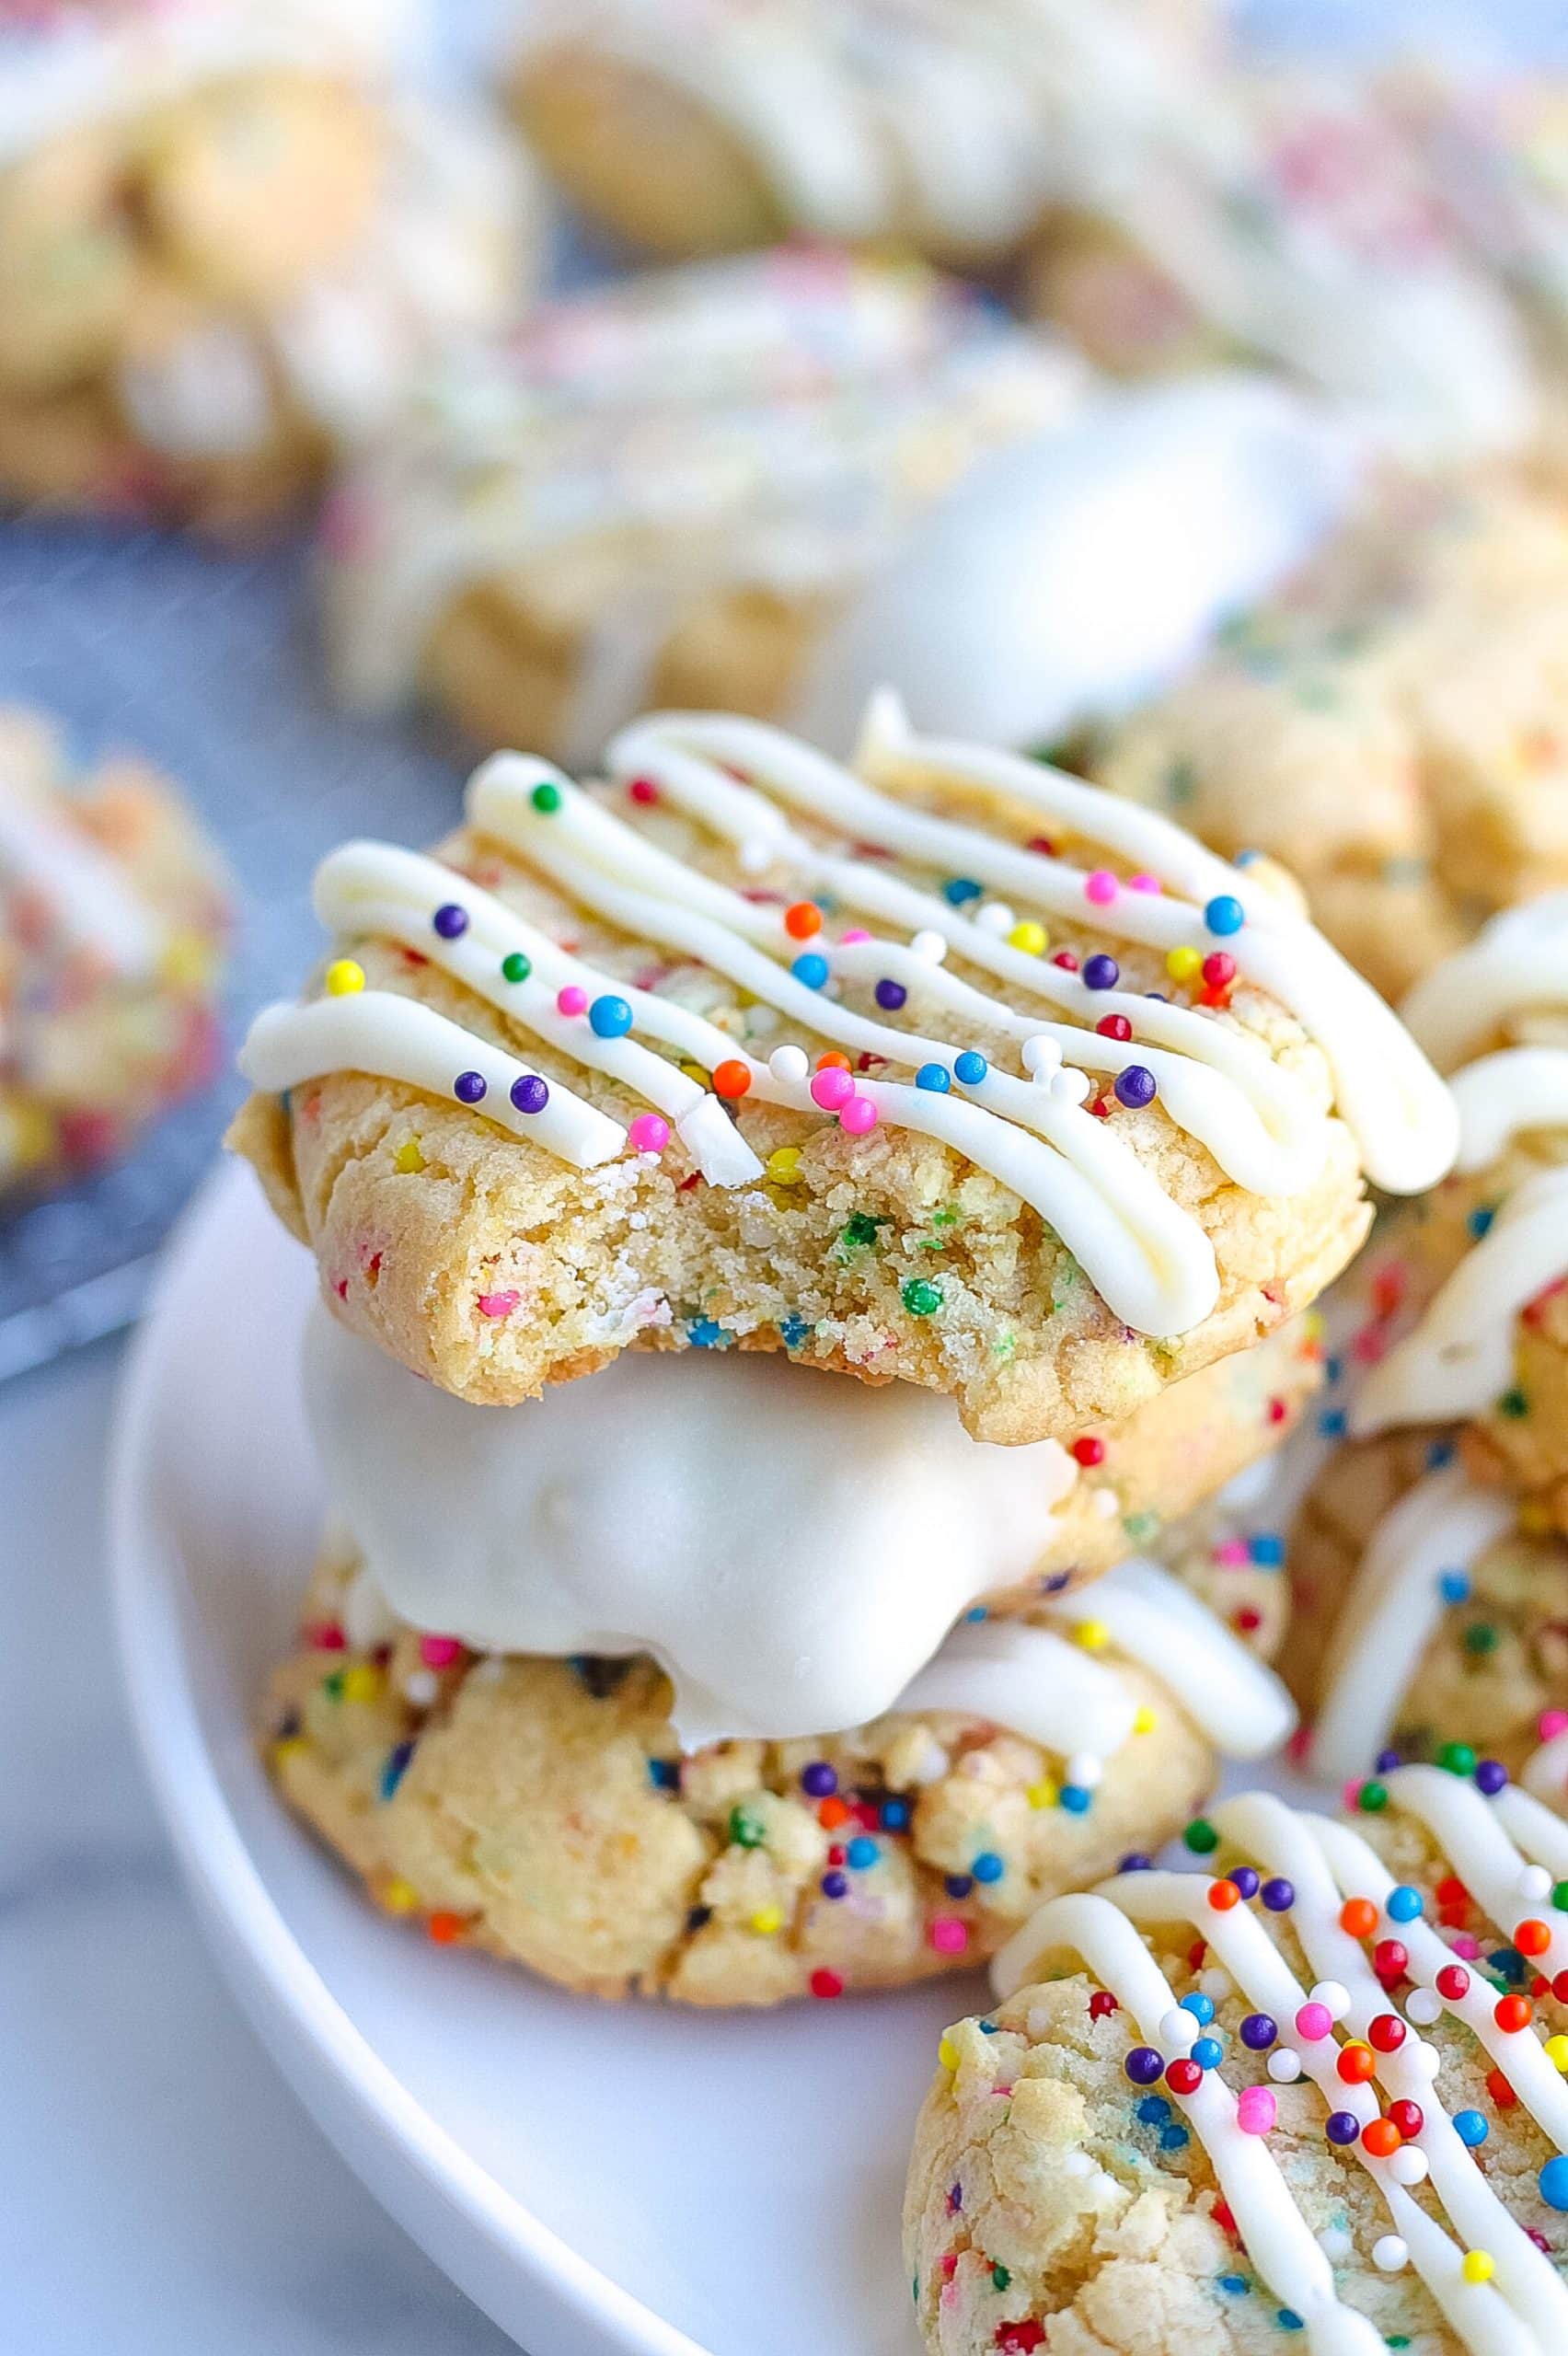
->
1401 893 1568 1077
0 795 163 978
993 1772 1568 2355
239 702 1454 1340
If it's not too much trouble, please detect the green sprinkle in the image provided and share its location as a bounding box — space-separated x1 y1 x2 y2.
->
930 1207 958 1229
1438 1742 1477 1776
729 1805 767 1849
1551 1880 1568 1910
1165 756 1197 806
1183 1817 1219 1854
838 1212 883 1252
323 1670 346 1701
1357 1781 1389 1813
991 2265 1010 2292
902 1278 943 1318
992 1333 1016 1361
1462 1622 1499 1657
530 780 562 814
1499 1388 1529 1418
1122 1511 1159 1545
502 951 532 983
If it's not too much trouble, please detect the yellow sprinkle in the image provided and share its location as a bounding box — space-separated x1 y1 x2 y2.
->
939 2036 961 2073
1518 1497 1552 1538
1544 2035 1568 2073
270 1736 308 1772
340 1662 384 1705
1073 1621 1110 1653
393 1137 426 1174
160 928 216 988
383 1877 420 1916
1008 919 1048 956
325 958 365 997
1133 1705 1158 1735
7 1103 54 1171
1166 944 1203 984
1302 1308 1325 1342
766 1147 802 1183
749 1905 784 1936
680 1060 712 1087
1027 1779 1059 1810
1461 2252 1495 2286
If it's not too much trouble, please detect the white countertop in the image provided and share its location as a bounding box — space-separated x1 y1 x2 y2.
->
0 1340 513 2356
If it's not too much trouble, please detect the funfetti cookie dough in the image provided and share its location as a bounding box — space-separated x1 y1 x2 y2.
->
0 0 536 529
1093 473 1568 999
907 1769 1568 2353
318 249 1090 767
264 1536 1293 2005
0 705 229 1193
228 703 1456 1445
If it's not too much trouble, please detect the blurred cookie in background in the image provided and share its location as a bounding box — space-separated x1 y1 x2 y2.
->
0 706 230 1200
0 0 537 533
318 248 1092 764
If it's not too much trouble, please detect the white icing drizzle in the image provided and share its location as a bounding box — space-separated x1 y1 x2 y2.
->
1451 1050 1568 1174
1401 894 1568 1077
1309 1463 1516 1789
1524 1734 1568 1811
1352 1167 1568 1437
0 793 162 977
993 1777 1568 2356
305 1306 1296 1756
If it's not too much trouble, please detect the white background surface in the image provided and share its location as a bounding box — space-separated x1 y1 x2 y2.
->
0 1337 512 2356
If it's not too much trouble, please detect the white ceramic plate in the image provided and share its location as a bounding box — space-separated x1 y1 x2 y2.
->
107 1160 998 2356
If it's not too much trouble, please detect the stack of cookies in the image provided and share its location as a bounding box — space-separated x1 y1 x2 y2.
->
233 698 1459 2004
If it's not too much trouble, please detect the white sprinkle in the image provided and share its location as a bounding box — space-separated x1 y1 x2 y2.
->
1372 2236 1408 2273
737 839 773 874
1409 2040 1442 2081
1403 1989 1442 2027
1061 2151 1094 2178
473 1655 506 1685
404 1669 438 1707
1319 2228 1353 2264
974 901 1014 937
1309 1981 1351 2021
1198 1969 1234 2003
1090 1488 1120 1520
911 929 948 964
1267 2050 1303 2084
1066 1751 1103 1790
1051 1066 1091 1104
769 1044 809 1084
1159 2007 1197 2053
1517 1864 1552 1901
1020 1034 1062 1080
1389 2148 1428 2187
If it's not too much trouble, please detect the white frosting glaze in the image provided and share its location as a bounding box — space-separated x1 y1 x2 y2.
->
993 1776 1568 2355
1307 1463 1516 1789
0 789 161 977
305 1304 1294 1757
1524 1732 1568 1809
241 704 1454 1346
1401 895 1568 1079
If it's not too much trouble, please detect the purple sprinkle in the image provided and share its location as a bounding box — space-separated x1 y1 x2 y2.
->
1261 1877 1295 1912
454 1070 487 1104
510 1074 549 1114
874 977 908 1011
801 1761 838 1798
1375 1749 1402 1774
945 1874 974 1900
1229 1866 1261 1900
821 1871 849 1900
1475 1759 1509 1796
1119 1851 1154 1873
432 902 469 940
1240 2013 1277 2050
1124 2047 1164 2086
1083 953 1120 991
1113 1064 1157 1109
1325 2111 1360 2147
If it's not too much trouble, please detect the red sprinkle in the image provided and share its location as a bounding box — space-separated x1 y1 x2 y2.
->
1071 1435 1106 1467
809 1968 844 2000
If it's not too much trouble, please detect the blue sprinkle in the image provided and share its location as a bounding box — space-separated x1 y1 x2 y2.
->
964 1605 989 1623
1158 2123 1190 2150
942 877 983 906
1191 2037 1224 2070
1277 2312 1304 2334
953 1048 988 1086
1179 1991 1216 2026
1386 1886 1423 1923
779 1313 810 1349
915 1061 951 1092
790 952 830 989
687 1318 732 1349
1136 2096 1171 2124
1249 1532 1286 1567
1538 2154 1568 2210
1205 894 1246 936
379 1740 414 1801
881 1798 911 1832
1324 1355 1343 1383
1425 1438 1457 1470
1216 2274 1250 2296
1318 1409 1348 1438
1235 849 1262 867
1490 1946 1527 1983
1438 1570 1471 1604
1468 1206 1496 1239
821 1870 849 1900
977 2020 1000 2036
588 993 633 1038
971 1851 1006 1884
1058 1784 1092 1814
1454 2109 1489 2146
846 1835 880 1870
648 1757 680 1790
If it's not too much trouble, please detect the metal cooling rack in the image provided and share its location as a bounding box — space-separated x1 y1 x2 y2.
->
0 519 467 1381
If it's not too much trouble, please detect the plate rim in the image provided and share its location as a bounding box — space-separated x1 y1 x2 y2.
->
106 1158 711 2356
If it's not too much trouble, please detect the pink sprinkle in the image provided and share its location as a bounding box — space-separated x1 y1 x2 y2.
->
1237 2086 1276 2135
628 1112 671 1154
306 1621 346 1652
419 1634 461 1669
810 1066 856 1112
1084 869 1119 906
1214 1538 1251 1568
557 985 588 1017
928 1916 969 1956
1351 1327 1388 1365
478 1290 519 1319
1128 872 1161 894
1295 2002 1332 2042
1452 1934 1482 1961
1539 1709 1568 1740
839 1094 878 1136
840 927 872 944
1342 1780 1363 1809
